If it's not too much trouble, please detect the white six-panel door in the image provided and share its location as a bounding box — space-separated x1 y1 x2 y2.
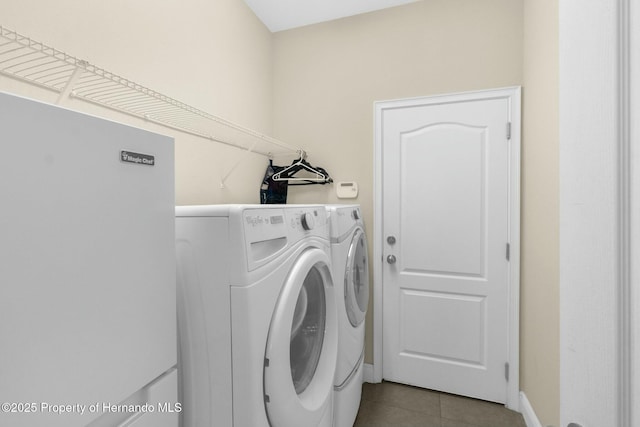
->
375 87 520 407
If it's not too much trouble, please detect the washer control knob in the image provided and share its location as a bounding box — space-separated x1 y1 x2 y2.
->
301 212 315 230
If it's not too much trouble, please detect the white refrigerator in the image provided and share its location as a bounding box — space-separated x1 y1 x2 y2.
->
0 92 178 427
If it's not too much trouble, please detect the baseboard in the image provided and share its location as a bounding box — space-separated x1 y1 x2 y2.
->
519 392 543 427
363 363 375 383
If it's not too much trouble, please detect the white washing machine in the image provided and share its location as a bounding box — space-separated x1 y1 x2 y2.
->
175 204 337 427
326 205 370 427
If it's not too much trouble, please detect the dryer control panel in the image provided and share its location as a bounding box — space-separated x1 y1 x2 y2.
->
328 205 363 242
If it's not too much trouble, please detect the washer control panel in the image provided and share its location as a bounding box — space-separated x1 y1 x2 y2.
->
301 212 315 230
242 206 329 271
243 207 328 243
285 208 326 235
243 210 286 236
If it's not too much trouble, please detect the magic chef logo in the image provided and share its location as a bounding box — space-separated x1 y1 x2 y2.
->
121 150 155 166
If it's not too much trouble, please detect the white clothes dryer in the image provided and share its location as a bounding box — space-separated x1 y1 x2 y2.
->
175 205 337 427
326 205 370 427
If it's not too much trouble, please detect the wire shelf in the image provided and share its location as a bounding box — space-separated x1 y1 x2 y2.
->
0 26 299 157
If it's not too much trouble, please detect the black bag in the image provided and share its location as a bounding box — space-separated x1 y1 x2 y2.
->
260 160 288 204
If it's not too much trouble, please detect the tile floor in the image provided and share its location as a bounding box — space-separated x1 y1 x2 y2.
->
354 382 527 427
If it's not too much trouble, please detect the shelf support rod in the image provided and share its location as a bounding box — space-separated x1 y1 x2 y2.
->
220 139 262 189
56 60 87 105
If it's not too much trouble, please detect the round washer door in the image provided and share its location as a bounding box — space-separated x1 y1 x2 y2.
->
264 247 338 427
345 228 369 327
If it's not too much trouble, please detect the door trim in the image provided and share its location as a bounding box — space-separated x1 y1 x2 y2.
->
560 1 635 425
373 86 521 410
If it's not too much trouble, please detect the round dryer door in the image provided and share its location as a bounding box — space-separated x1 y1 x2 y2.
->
345 228 369 327
264 248 338 427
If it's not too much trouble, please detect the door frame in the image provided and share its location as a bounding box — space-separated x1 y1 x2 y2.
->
560 0 637 425
373 86 521 410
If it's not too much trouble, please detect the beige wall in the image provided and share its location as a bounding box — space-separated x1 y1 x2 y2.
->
0 0 273 205
273 0 523 368
522 0 559 425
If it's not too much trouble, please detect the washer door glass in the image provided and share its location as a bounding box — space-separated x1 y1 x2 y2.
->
263 247 337 427
290 265 326 394
345 228 369 327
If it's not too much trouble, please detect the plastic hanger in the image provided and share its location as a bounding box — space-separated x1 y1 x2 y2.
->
271 150 333 185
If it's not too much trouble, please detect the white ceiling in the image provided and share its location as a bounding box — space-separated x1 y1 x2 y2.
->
243 0 419 32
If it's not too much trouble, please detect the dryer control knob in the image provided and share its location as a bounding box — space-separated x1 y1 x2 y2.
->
301 212 315 230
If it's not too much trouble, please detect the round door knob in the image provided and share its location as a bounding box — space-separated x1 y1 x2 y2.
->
387 255 397 264
301 212 315 230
